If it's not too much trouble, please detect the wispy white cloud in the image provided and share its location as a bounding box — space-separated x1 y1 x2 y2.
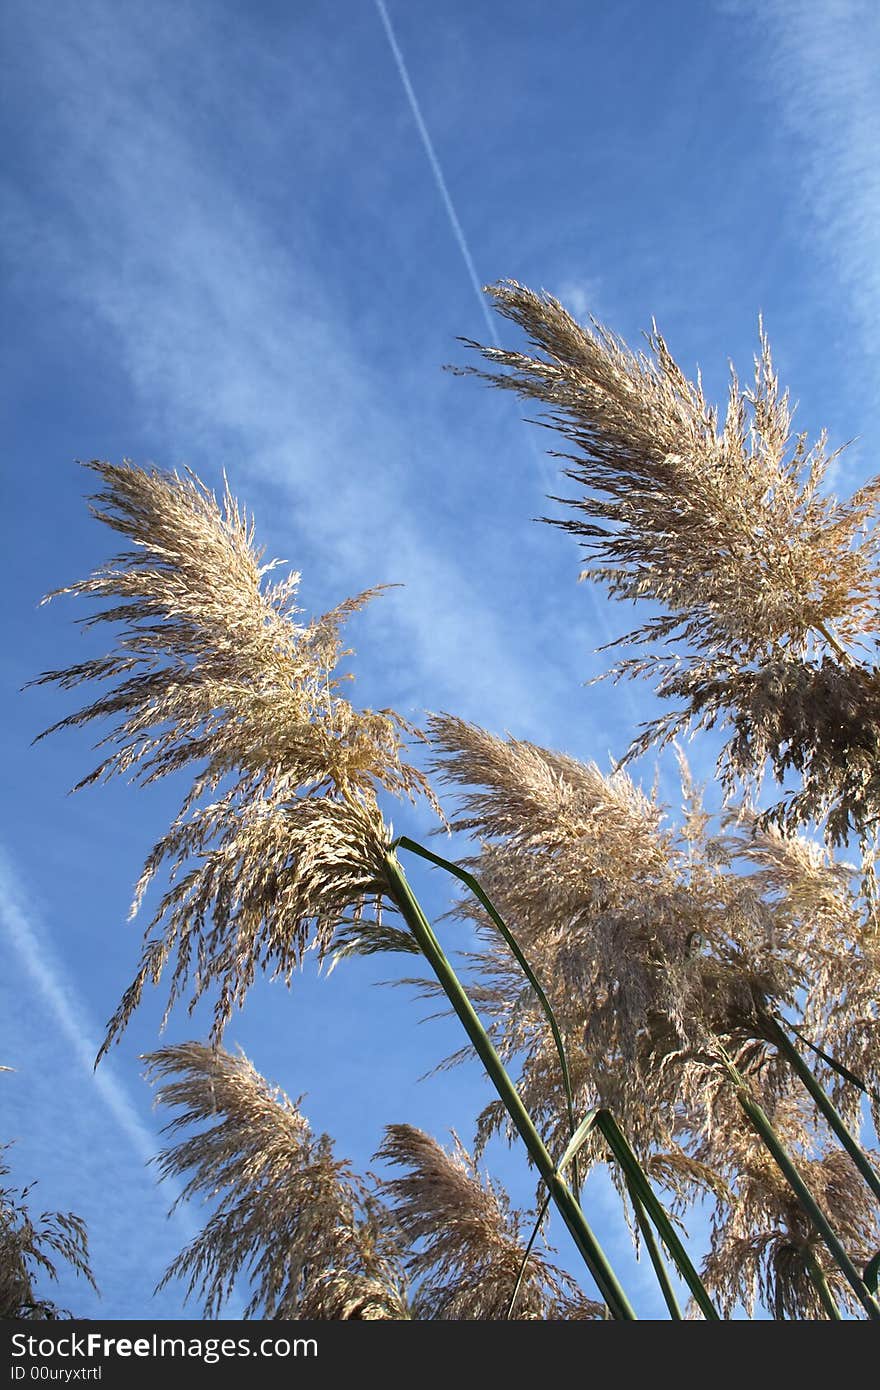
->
2 0 635 750
736 0 880 368
551 277 605 324
372 2 635 689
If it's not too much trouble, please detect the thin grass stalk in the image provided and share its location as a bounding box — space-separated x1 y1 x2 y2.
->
805 1252 844 1321
504 1193 551 1321
718 1050 880 1320
506 1110 609 1319
813 619 852 665
394 835 580 1197
382 850 637 1320
765 1015 880 1206
591 1110 720 1320
787 1023 880 1106
512 1100 713 1317
626 1180 683 1320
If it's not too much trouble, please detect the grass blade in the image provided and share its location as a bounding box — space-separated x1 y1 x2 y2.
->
627 1180 684 1320
394 835 581 1197
505 1193 551 1320
766 1014 880 1206
805 1252 843 1320
718 1047 880 1321
382 850 637 1320
786 1022 880 1104
593 1109 720 1320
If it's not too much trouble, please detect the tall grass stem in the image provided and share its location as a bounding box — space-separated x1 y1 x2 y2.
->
382 850 637 1320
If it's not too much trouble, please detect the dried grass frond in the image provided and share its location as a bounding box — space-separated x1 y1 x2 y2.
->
329 917 423 967
426 714 879 1242
428 711 670 867
0 1145 96 1320
144 1042 409 1320
32 462 439 1050
456 282 880 845
699 1146 880 1320
636 656 880 850
104 793 395 1055
376 1124 603 1319
296 1271 410 1320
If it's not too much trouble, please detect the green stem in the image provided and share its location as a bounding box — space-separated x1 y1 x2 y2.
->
505 1193 551 1320
718 1051 880 1321
593 1110 720 1320
805 1251 843 1321
393 835 580 1199
766 1015 880 1206
627 1181 683 1320
382 850 637 1320
786 1023 879 1105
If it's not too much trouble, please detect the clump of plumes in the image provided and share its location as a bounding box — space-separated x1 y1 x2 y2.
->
698 1136 879 1320
376 1124 603 1319
456 282 880 848
0 1144 96 1319
653 656 880 849
31 462 439 1052
425 715 880 1293
144 1043 409 1320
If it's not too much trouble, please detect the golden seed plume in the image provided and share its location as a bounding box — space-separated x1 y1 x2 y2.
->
699 1141 879 1320
0 1143 96 1319
31 462 439 1052
457 282 880 848
144 1042 409 1319
376 1124 604 1319
425 713 880 1306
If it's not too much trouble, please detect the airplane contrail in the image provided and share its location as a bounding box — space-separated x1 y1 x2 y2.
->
0 849 188 1204
373 2 640 676
374 0 500 347
0 846 245 1315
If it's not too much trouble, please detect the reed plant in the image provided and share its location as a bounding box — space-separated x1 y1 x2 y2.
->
28 283 880 1318
0 1137 95 1319
144 1043 409 1319
453 282 880 860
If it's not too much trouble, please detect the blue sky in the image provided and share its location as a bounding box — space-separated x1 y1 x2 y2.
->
2 0 878 1320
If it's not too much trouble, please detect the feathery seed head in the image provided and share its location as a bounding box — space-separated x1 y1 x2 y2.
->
376 1124 602 1319
32 462 438 1051
457 283 880 847
426 714 880 1233
145 1043 409 1320
700 1146 880 1320
0 1143 96 1319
